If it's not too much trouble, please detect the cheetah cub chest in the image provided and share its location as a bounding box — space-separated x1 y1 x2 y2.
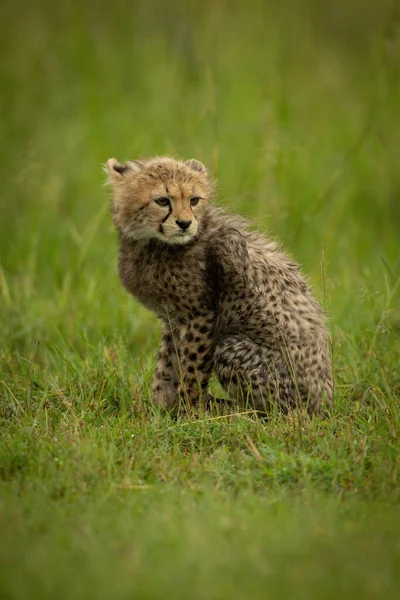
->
106 156 333 414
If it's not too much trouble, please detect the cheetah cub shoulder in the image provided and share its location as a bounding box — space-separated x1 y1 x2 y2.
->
106 156 333 414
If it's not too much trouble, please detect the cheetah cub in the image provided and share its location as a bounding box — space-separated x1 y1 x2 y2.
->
106 156 333 414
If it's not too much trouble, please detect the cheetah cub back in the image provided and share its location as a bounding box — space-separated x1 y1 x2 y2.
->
106 156 333 414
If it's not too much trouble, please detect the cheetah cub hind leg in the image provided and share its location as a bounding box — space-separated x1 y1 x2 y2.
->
214 334 300 414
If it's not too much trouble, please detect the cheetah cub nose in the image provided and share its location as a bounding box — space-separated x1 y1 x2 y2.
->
176 220 192 231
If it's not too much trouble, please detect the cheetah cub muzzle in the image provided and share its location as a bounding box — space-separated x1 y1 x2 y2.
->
106 156 333 415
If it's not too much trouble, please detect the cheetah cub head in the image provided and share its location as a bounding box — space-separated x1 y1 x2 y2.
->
106 156 212 245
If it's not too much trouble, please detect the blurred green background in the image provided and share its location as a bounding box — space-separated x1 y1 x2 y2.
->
1 2 400 598
1 0 399 352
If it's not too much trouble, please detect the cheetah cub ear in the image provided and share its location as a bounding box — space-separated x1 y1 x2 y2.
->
105 158 144 183
185 158 207 174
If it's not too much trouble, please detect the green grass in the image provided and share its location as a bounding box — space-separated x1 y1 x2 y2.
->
1 0 400 598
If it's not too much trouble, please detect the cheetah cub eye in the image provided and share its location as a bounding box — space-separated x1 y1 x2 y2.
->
106 157 212 245
154 197 170 207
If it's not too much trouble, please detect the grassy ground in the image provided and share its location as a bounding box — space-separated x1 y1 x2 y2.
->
1 0 400 598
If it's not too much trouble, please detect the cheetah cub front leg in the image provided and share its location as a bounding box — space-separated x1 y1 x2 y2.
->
151 324 181 409
177 315 215 408
152 316 215 410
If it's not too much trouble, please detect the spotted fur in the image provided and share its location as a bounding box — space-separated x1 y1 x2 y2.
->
106 156 333 414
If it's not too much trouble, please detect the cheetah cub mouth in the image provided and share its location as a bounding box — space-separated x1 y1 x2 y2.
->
105 156 213 245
